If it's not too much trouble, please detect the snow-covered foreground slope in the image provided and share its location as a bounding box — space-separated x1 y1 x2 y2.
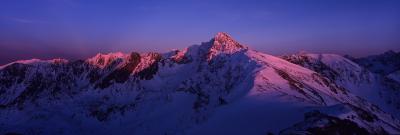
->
1 33 399 135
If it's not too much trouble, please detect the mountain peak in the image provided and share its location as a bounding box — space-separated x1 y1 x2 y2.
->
211 32 244 50
383 50 397 56
212 32 244 49
86 52 127 68
214 32 232 40
205 32 247 60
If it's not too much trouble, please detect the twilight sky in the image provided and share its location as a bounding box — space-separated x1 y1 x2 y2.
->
0 0 399 64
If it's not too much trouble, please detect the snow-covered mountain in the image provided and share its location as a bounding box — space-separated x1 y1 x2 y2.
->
1 32 399 135
350 50 400 75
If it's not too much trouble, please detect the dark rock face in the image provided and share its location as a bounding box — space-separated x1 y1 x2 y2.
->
282 55 340 81
274 68 337 105
350 105 378 123
306 116 372 135
280 111 376 135
14 72 45 105
0 63 28 89
282 54 374 85
136 53 162 80
95 52 141 89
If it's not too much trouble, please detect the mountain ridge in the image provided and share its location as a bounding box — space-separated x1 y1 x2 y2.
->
0 33 399 135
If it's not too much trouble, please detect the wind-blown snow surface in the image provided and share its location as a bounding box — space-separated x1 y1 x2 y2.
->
1 33 400 135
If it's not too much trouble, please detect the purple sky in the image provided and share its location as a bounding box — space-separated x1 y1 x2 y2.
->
0 0 399 65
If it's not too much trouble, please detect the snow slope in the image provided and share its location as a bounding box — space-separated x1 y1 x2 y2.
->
282 53 400 119
388 70 400 83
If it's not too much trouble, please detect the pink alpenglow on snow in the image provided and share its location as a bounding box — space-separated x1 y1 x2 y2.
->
0 33 400 134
